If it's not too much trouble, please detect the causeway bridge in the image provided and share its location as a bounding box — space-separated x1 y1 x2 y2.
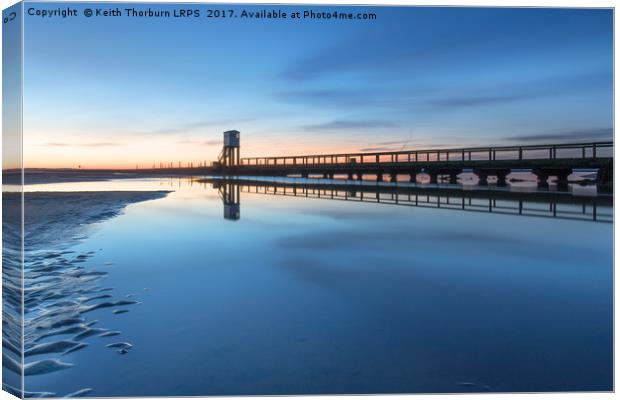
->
139 130 612 188
208 130 613 188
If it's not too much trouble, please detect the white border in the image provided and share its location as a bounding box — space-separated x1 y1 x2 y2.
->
0 1 615 400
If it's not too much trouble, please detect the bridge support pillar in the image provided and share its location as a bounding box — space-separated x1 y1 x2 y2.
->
555 170 571 189
495 169 511 187
533 168 571 189
538 177 549 188
532 169 549 188
598 163 613 189
474 170 488 186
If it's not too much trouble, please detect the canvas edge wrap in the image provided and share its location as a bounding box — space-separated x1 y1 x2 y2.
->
3 2 25 398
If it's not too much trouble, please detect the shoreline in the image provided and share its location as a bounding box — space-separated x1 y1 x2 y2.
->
3 190 171 397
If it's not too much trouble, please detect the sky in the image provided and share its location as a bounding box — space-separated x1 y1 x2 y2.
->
17 4 614 169
3 3 22 170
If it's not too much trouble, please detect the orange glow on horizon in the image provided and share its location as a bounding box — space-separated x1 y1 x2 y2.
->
21 141 390 170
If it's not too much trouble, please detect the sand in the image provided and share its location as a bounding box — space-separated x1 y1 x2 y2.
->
2 190 170 397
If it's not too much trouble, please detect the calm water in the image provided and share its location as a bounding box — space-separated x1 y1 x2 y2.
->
19 177 613 395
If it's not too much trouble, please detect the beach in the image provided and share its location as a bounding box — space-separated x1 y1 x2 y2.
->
2 190 169 397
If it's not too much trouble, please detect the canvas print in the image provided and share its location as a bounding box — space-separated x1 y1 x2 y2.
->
2 2 614 397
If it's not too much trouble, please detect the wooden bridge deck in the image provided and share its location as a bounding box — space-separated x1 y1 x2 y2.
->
240 141 612 166
226 141 613 185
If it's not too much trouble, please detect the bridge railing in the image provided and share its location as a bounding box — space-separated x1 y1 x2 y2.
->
239 141 613 167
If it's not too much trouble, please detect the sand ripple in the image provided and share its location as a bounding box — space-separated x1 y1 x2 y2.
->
2 191 169 396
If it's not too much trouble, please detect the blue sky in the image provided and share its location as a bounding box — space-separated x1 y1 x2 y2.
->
22 4 613 168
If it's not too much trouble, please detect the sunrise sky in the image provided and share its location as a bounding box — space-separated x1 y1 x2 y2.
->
14 4 614 169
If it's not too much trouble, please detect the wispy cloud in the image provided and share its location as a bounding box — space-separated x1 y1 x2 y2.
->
410 143 462 149
428 94 533 108
136 118 256 136
357 137 415 152
147 121 217 135
43 142 121 147
358 146 401 152
302 120 397 131
279 18 517 82
276 89 382 107
176 139 221 146
376 140 409 146
504 127 613 143
358 141 464 151
280 31 444 82
275 88 435 113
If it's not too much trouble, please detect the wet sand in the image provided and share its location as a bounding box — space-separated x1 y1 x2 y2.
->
3 169 203 185
2 190 170 397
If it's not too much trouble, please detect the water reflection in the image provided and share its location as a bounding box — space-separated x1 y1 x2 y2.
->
6 176 613 395
207 178 612 223
216 182 240 221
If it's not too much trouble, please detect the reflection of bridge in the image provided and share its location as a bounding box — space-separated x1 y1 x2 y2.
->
217 180 240 220
207 178 612 223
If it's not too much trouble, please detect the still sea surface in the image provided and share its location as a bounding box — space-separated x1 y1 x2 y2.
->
16 177 613 395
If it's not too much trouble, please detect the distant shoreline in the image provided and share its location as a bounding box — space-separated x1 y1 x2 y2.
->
2 169 204 185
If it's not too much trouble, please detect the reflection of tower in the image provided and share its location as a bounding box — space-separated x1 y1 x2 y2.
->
218 182 240 220
218 130 240 167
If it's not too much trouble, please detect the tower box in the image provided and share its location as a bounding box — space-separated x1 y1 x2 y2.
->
224 130 240 147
